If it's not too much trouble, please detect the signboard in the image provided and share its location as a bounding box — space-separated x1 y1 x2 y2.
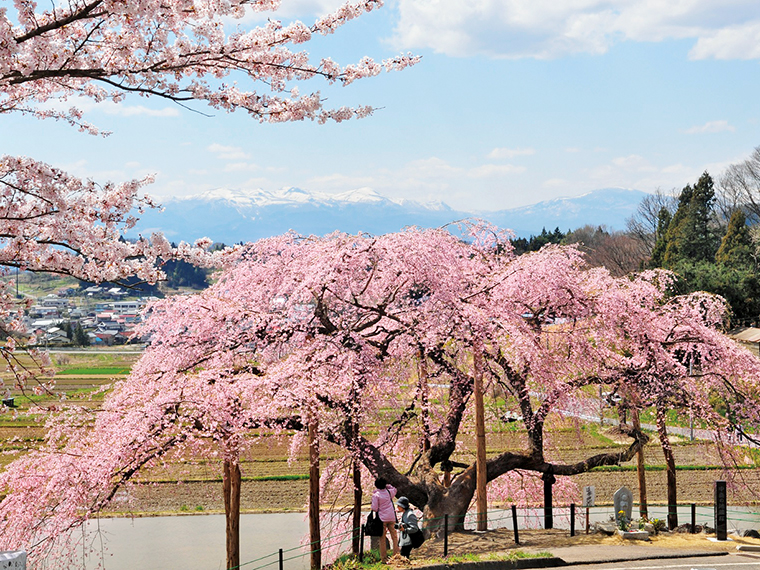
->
583 486 596 507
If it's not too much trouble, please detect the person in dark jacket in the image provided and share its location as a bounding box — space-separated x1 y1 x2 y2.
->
395 496 420 558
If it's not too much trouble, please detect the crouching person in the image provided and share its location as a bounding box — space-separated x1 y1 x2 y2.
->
396 496 424 558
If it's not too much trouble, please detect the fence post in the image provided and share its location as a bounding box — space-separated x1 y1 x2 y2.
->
511 505 520 545
691 503 696 534
444 514 449 558
279 548 284 570
570 504 575 537
359 526 365 561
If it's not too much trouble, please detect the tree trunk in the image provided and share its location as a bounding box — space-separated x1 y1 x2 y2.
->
223 458 241 570
419 350 431 452
309 421 321 570
352 456 362 555
632 409 648 519
423 488 473 534
656 406 678 530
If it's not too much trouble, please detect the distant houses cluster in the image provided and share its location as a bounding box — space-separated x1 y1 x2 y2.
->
25 287 157 346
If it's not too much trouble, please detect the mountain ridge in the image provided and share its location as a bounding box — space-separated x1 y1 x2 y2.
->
131 187 647 244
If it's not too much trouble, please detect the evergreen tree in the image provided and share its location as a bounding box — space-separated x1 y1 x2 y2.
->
649 207 672 268
62 321 73 341
674 260 760 326
661 172 718 268
73 323 90 347
511 227 566 255
715 210 754 268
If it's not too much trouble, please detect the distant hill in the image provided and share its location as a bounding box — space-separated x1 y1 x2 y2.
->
129 187 648 245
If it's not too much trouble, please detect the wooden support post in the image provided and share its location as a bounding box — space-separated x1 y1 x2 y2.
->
223 457 241 570
309 421 321 569
474 345 488 532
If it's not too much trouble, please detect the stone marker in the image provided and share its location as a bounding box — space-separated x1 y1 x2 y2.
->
714 480 727 541
583 486 595 508
614 486 633 526
0 551 26 569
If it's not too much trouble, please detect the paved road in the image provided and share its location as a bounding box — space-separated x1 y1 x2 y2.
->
558 397 757 448
565 554 760 570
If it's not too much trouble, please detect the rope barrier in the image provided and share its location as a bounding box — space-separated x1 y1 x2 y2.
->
239 501 760 570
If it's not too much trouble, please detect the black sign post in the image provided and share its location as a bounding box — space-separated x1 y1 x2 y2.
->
714 480 727 541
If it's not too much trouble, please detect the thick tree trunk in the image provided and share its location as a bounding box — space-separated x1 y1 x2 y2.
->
656 406 678 530
309 421 321 570
423 486 474 534
223 458 241 570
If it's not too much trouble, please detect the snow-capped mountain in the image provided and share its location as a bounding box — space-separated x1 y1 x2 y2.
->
129 187 647 245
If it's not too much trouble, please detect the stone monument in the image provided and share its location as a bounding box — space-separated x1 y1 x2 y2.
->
714 480 727 541
613 486 633 526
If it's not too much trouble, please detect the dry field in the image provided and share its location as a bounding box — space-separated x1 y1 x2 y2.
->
1 351 758 517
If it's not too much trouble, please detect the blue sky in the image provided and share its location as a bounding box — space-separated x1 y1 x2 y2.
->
4 0 760 211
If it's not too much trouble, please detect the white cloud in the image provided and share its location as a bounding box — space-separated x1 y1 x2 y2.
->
683 120 736 134
470 164 526 177
585 154 703 193
101 104 180 117
488 147 535 159
309 173 377 189
565 147 581 153
611 154 656 170
391 0 760 59
690 21 760 59
208 143 251 161
405 157 464 177
224 162 261 172
543 178 568 188
38 97 180 117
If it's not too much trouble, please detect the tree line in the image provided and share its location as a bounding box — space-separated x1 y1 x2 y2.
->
512 148 760 327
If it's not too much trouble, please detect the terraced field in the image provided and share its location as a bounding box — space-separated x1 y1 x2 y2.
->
2 350 758 516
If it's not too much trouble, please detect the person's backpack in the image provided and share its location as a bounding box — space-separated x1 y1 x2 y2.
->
410 529 425 548
364 511 383 537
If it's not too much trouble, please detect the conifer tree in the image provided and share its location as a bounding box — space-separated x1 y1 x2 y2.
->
662 173 717 268
649 207 672 267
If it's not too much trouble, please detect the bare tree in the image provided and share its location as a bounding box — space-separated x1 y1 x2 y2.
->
626 189 678 256
718 146 760 224
564 225 649 276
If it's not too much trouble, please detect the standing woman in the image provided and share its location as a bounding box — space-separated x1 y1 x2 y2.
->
371 477 399 562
